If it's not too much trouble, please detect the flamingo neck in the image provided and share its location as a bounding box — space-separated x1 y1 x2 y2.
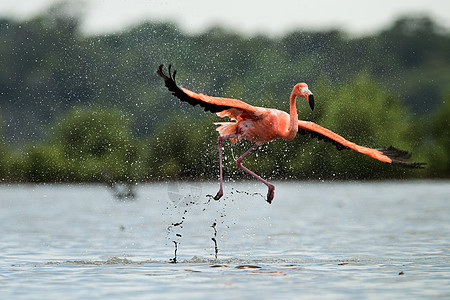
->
284 91 299 141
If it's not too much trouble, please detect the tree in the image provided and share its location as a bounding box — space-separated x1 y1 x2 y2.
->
0 112 7 180
301 73 418 179
429 94 450 177
50 107 140 182
143 114 217 179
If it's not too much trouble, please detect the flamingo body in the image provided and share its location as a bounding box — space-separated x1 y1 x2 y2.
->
157 64 425 203
216 108 292 144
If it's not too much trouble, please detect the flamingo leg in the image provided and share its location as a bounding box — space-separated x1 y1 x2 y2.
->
236 143 275 204
214 134 239 201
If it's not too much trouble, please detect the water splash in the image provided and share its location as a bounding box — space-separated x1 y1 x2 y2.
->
169 241 178 263
211 222 219 259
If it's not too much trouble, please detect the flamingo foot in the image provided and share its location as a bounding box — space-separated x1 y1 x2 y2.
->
214 189 223 201
266 185 275 204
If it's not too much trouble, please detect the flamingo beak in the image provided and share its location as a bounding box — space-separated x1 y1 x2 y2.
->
308 94 315 111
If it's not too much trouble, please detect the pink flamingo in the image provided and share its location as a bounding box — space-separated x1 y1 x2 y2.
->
157 64 424 203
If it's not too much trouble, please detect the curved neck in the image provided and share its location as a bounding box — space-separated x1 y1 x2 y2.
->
284 91 299 141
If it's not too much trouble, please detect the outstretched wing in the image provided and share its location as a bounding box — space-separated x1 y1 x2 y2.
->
157 64 258 115
298 120 426 168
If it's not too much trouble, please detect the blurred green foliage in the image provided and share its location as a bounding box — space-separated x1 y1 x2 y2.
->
427 94 450 176
1 72 443 182
1 108 142 182
0 5 449 182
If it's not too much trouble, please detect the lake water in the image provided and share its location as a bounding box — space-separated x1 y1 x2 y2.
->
1 181 449 299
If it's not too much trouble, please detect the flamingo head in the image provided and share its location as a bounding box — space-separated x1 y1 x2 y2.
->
294 83 314 111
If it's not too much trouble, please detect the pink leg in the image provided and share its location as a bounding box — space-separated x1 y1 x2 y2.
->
214 134 239 200
235 143 275 204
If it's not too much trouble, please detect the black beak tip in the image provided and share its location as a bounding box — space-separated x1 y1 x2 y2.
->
308 94 315 111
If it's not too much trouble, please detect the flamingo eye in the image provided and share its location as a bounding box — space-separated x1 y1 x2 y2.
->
299 87 308 95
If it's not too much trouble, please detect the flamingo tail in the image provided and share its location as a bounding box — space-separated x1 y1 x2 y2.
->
214 122 241 143
298 120 425 168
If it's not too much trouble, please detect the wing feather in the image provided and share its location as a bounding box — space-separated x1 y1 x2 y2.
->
157 64 258 115
298 120 425 168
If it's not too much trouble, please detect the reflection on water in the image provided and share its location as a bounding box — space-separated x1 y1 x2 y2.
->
1 181 449 299
109 181 136 201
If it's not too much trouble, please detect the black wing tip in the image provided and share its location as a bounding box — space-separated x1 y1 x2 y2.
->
156 63 233 114
156 64 165 77
157 63 190 105
378 146 426 169
157 64 176 84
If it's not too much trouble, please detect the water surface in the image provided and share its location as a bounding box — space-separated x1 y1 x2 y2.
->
1 181 449 299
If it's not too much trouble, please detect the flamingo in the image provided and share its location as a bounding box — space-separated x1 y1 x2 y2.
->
157 64 425 204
